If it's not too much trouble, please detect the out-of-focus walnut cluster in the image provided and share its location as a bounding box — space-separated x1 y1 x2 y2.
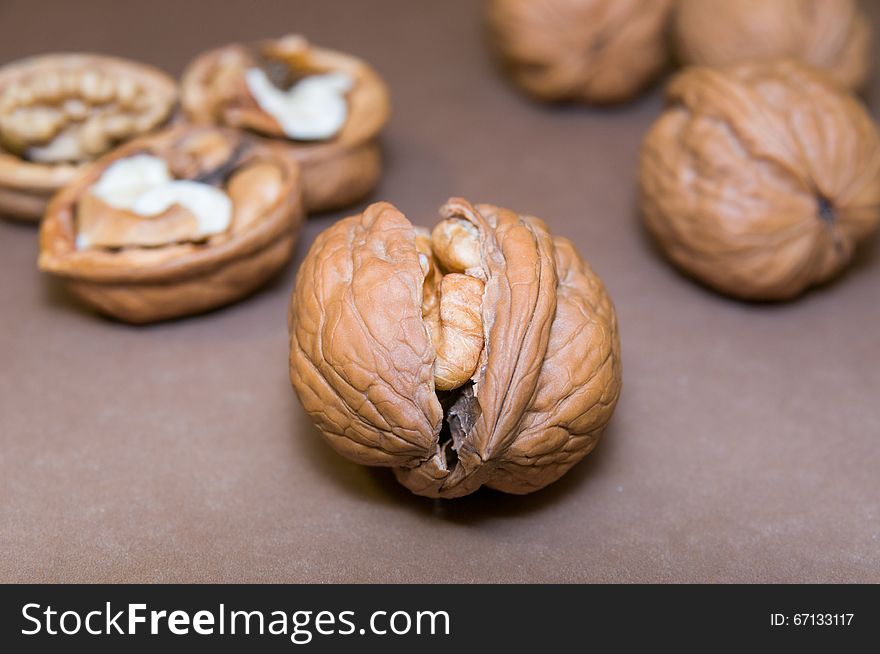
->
289 198 622 498
0 36 394 327
486 0 873 104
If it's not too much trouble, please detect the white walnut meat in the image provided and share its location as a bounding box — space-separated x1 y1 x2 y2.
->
39 125 304 323
639 61 880 301
180 35 390 213
674 0 872 91
0 54 177 221
77 153 235 250
288 198 622 498
486 0 674 104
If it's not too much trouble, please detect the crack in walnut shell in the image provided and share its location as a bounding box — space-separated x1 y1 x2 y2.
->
674 0 872 91
288 198 622 498
639 60 880 301
486 0 674 104
417 220 487 391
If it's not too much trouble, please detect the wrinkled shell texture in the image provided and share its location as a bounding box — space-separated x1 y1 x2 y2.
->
289 199 622 498
486 0 674 103
0 54 177 221
674 0 872 90
39 125 304 323
639 61 880 301
180 36 390 212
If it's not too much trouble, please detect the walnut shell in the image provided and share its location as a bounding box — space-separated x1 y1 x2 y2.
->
0 54 177 222
486 0 674 104
639 61 880 301
288 198 622 498
674 0 872 90
180 35 390 213
39 125 304 323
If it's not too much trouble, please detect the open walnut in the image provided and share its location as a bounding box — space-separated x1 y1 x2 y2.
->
0 54 176 221
486 0 674 104
674 0 872 91
39 125 303 323
288 198 622 498
639 61 880 301
181 35 390 213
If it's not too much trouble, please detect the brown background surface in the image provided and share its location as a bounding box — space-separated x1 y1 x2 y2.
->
1 0 879 583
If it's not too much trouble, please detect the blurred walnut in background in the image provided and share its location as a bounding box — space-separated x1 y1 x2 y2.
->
674 0 872 90
486 0 674 104
639 61 880 301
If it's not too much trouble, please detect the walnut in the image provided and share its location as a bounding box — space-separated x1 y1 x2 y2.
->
38 125 304 323
181 35 390 213
0 54 176 221
639 61 880 301
288 198 622 498
486 0 674 104
674 0 872 90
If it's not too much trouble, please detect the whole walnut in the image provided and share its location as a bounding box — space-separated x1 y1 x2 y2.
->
288 198 622 498
639 61 880 301
486 0 674 103
674 0 872 90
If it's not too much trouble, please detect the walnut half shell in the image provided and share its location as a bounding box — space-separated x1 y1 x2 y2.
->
0 53 176 222
181 35 390 213
639 61 880 301
39 125 304 323
288 198 622 498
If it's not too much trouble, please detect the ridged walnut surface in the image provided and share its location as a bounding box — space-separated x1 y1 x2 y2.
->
674 0 872 90
288 198 622 498
486 0 674 104
639 61 880 301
